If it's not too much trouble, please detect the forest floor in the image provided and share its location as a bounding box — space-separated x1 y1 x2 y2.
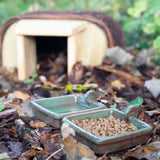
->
0 47 160 160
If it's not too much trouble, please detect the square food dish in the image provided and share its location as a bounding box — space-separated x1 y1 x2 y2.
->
62 108 152 154
31 94 105 128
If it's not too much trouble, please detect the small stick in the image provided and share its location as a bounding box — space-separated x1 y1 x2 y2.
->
98 151 108 160
46 148 63 160
96 66 144 86
0 108 17 119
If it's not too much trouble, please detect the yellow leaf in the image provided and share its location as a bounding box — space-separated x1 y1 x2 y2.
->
65 82 72 92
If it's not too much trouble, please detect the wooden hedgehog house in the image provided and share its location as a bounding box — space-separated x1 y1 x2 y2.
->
0 11 125 80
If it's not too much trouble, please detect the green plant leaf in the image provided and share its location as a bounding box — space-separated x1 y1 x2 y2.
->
110 103 117 109
127 97 143 108
18 114 24 117
24 78 34 84
111 156 122 160
155 14 160 25
75 86 88 92
27 128 32 132
143 23 156 34
72 83 97 92
135 1 148 13
154 36 160 52
32 73 38 79
0 105 5 112
127 7 141 18
123 20 141 33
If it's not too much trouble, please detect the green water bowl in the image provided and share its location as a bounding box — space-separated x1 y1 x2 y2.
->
31 90 106 128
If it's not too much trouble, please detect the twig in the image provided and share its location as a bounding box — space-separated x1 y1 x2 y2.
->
97 151 108 160
96 66 144 86
0 108 17 119
46 148 63 160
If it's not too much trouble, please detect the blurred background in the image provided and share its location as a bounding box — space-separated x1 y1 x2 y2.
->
0 0 160 54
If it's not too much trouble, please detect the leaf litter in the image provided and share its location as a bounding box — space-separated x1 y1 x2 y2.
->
0 47 160 159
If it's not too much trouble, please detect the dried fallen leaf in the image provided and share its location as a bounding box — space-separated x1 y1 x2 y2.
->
14 91 30 102
69 61 86 83
124 142 160 160
138 111 155 128
30 120 46 128
21 149 36 158
111 80 125 89
40 130 62 159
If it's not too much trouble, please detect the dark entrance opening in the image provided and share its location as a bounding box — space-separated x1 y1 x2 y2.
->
35 36 67 77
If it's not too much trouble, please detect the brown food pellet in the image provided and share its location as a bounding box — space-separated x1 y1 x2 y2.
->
71 115 138 137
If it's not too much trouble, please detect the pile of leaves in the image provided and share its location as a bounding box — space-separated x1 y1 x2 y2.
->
0 47 160 159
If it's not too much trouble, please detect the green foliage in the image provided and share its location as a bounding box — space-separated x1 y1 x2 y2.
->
154 36 160 52
123 0 160 51
0 0 32 26
0 0 159 52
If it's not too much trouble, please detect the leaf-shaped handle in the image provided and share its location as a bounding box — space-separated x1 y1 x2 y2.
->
124 96 143 120
126 97 143 108
125 106 139 121
84 90 97 106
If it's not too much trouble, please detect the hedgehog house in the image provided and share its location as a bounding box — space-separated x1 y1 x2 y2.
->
0 11 125 80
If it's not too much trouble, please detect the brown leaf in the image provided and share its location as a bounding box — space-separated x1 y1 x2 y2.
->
0 127 16 136
21 149 37 158
144 98 159 110
2 66 18 82
124 142 160 160
13 91 30 102
69 61 86 83
30 120 46 128
138 111 155 128
40 130 62 158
